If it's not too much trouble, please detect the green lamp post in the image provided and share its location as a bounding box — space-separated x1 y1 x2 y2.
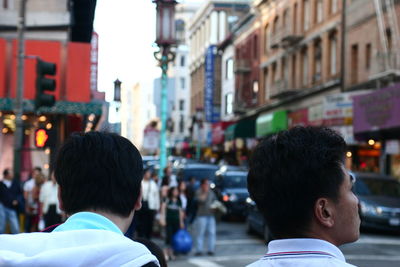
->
153 0 177 179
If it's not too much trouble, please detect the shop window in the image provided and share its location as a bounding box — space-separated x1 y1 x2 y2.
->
365 43 371 70
351 44 359 84
330 32 337 75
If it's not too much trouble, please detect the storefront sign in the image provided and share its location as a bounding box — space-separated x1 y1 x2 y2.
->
330 125 356 145
204 45 220 122
288 108 309 128
308 104 324 126
212 121 234 145
143 126 160 152
353 84 400 134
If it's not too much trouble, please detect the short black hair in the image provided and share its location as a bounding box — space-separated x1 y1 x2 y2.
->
33 167 42 172
247 126 346 238
54 131 143 217
3 168 9 177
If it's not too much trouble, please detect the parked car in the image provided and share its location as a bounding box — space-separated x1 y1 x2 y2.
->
352 172 400 232
246 199 271 242
213 167 249 217
176 163 219 184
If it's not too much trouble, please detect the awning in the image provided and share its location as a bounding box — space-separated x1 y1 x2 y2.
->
0 98 103 115
212 121 235 145
224 119 256 141
256 110 288 137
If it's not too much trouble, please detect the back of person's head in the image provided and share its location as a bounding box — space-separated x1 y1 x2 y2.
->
161 176 170 186
54 131 143 217
247 126 346 238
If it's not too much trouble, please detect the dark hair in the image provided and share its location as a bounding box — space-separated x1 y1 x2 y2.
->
33 167 42 172
54 131 143 217
134 238 167 267
167 186 178 199
3 168 9 177
247 126 346 238
161 176 170 186
200 178 208 185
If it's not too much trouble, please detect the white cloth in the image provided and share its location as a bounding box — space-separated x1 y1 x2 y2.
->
3 180 11 188
142 179 160 211
0 229 159 266
23 179 34 192
39 181 61 214
247 238 357 267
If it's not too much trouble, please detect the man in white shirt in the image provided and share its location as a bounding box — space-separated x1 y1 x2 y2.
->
0 132 159 267
247 126 360 267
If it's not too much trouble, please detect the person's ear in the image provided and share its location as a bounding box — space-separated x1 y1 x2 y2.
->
314 198 334 228
134 190 143 211
57 186 64 211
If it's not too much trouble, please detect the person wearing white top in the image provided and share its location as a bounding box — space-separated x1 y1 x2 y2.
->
39 174 62 228
247 127 360 267
136 168 161 239
0 132 159 267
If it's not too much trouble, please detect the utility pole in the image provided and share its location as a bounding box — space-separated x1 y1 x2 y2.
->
13 0 27 181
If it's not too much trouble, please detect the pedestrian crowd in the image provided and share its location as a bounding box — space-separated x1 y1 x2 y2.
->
0 167 63 234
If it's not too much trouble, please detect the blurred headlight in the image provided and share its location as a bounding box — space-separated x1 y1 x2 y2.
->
246 197 253 204
210 183 216 189
360 201 382 215
229 194 237 202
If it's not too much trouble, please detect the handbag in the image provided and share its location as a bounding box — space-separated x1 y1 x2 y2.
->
210 200 227 214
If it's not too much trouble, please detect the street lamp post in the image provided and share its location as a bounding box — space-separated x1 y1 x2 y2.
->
152 0 177 179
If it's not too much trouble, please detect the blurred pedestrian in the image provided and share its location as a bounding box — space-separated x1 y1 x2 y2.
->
0 132 159 266
194 178 217 256
160 175 170 203
0 169 23 234
247 126 360 267
39 173 62 228
23 167 42 232
185 176 198 225
160 187 184 261
136 168 160 239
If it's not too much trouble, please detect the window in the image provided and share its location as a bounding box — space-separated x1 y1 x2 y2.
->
292 54 297 88
272 62 277 84
330 33 337 75
293 3 298 34
303 0 310 31
180 55 185 67
253 35 258 59
264 69 269 100
273 16 279 34
264 24 270 53
226 58 233 79
366 43 371 69
302 48 308 86
180 77 185 89
179 100 184 111
225 93 233 115
252 81 259 103
351 44 359 84
3 0 8 8
316 0 323 23
330 0 338 14
283 9 289 28
386 29 392 51
281 57 287 81
179 115 184 133
314 40 322 82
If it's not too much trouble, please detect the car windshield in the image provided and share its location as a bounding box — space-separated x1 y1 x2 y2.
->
183 168 217 181
354 178 400 198
222 175 247 188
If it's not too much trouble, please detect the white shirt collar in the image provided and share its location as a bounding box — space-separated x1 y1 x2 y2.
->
266 238 346 262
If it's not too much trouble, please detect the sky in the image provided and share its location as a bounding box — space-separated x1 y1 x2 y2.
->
93 0 159 101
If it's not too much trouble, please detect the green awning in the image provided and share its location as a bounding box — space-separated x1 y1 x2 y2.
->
256 110 288 137
0 98 103 115
224 119 256 141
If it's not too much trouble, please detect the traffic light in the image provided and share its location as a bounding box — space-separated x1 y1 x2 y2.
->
35 58 56 110
35 128 49 148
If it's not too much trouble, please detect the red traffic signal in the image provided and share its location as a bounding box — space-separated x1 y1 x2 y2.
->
35 129 49 148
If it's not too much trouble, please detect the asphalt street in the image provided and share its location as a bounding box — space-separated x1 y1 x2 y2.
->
159 221 400 267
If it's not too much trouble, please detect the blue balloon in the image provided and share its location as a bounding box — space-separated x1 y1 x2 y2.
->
172 229 192 253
